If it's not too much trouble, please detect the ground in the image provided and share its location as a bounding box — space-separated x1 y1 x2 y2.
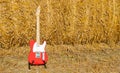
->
0 44 120 73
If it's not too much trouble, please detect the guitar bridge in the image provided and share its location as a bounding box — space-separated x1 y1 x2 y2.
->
36 52 40 58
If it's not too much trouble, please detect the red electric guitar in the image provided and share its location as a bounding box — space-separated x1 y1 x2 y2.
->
28 40 48 69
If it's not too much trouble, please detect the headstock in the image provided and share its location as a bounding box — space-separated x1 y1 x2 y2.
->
36 6 40 16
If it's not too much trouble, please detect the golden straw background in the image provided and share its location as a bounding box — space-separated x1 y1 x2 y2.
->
0 0 120 49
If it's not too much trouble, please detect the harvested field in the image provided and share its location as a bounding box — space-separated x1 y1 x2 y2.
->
0 45 120 73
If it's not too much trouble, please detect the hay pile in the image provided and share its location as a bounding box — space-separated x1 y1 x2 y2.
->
0 0 120 49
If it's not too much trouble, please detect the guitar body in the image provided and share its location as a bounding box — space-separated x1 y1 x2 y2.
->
28 40 48 69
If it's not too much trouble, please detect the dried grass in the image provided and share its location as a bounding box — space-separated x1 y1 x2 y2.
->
0 45 120 73
0 0 120 49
